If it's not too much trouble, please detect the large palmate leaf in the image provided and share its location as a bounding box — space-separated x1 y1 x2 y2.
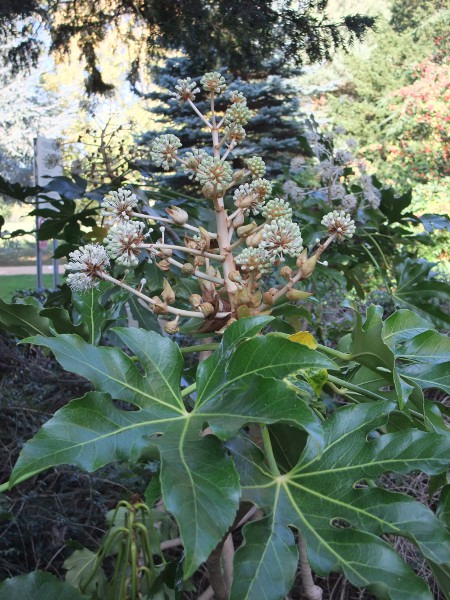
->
230 401 450 600
393 258 450 328
10 317 334 577
0 571 89 600
342 307 450 418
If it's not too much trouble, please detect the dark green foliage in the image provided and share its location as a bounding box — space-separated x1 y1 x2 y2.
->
0 0 375 92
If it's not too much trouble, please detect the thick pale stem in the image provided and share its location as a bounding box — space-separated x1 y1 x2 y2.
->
98 272 206 319
167 256 224 284
138 243 225 262
130 211 207 236
211 116 238 301
222 534 234 592
298 535 323 600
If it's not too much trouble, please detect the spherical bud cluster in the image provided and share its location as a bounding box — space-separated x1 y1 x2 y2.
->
151 134 182 170
223 123 246 142
228 90 247 104
360 174 381 209
105 221 147 267
170 77 200 105
235 247 272 275
183 149 209 180
341 194 357 212
259 219 303 261
316 159 344 181
196 156 233 195
321 210 356 240
330 183 346 200
245 156 266 179
200 72 227 95
334 148 354 164
224 103 252 126
66 244 110 292
233 184 260 215
262 198 293 222
251 178 272 202
289 155 305 174
282 180 302 201
101 188 138 225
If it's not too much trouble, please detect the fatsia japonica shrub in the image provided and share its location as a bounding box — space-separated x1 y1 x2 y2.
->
1 72 450 600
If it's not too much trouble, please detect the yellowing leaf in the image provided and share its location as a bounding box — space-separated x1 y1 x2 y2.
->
289 331 318 349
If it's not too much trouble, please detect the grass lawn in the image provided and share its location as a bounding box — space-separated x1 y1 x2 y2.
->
0 275 54 302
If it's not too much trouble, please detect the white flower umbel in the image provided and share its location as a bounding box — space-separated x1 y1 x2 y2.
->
245 156 266 179
321 210 356 240
170 77 200 105
200 72 227 95
282 180 302 201
183 148 210 180
196 156 233 194
66 244 110 291
150 134 182 170
233 184 263 215
261 198 293 222
101 188 138 225
251 178 272 202
105 221 148 267
235 247 271 275
259 218 303 261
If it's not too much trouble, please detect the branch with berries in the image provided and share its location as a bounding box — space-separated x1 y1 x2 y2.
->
66 72 356 335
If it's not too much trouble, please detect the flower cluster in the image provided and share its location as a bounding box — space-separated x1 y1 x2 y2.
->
321 210 356 240
261 198 293 222
233 178 272 215
105 221 148 267
66 244 110 291
150 134 182 170
196 156 233 195
235 247 271 275
200 72 227 95
246 156 266 179
101 189 138 225
260 219 303 261
183 149 210 180
170 77 200 105
224 103 252 126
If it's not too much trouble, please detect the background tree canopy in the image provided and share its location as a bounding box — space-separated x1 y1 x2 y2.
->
1 0 375 91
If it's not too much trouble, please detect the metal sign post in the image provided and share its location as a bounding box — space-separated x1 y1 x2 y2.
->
34 136 62 290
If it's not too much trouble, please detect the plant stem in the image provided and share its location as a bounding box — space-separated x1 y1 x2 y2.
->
188 98 213 129
181 382 197 397
181 343 219 354
167 256 224 284
298 534 323 600
98 272 206 319
316 344 352 361
261 425 280 476
139 243 225 262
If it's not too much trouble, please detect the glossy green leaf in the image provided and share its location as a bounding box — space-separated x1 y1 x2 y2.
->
0 571 89 600
63 548 107 595
72 283 118 345
231 401 450 600
11 318 329 578
230 516 298 600
0 297 52 338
